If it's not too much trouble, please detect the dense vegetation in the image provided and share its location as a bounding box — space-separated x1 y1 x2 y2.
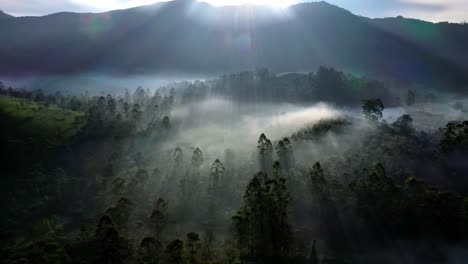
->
0 68 468 264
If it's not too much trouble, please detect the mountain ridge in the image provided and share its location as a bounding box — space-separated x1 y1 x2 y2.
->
0 1 467 88
0 10 13 19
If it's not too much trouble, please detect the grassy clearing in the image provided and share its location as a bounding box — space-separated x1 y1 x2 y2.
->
0 95 86 145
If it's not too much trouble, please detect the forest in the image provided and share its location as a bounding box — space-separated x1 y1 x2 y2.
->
1 67 468 264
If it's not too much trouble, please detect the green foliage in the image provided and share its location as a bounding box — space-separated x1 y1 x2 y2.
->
257 133 273 173
150 198 168 241
3 239 71 264
233 170 293 261
438 120 468 154
0 95 85 141
186 232 200 264
94 215 133 264
350 163 399 232
31 216 64 240
138 237 162 264
2 77 468 264
361 98 384 121
210 159 225 189
308 162 328 201
392 114 414 133
162 239 185 264
291 118 351 141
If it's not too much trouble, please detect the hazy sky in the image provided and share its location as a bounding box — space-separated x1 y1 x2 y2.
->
0 0 466 22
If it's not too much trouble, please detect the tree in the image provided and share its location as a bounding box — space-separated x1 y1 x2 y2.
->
162 239 184 264
132 104 143 122
276 137 293 170
186 232 200 264
233 171 292 261
173 147 184 165
150 198 168 241
124 89 132 103
138 237 162 264
210 159 225 189
309 240 318 264
392 114 413 133
191 148 204 169
105 198 135 232
123 102 130 118
273 161 283 180
350 163 399 233
94 215 133 264
308 162 328 201
161 116 172 131
406 90 416 106
361 98 384 121
107 95 117 115
257 133 273 174
438 120 468 154
133 86 146 105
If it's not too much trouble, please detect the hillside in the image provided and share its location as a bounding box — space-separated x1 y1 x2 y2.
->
0 0 467 88
0 11 13 19
0 95 85 174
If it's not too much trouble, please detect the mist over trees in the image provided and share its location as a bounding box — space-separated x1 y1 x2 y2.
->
1 66 468 263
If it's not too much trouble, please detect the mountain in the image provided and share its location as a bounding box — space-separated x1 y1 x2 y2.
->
0 0 467 88
0 10 13 19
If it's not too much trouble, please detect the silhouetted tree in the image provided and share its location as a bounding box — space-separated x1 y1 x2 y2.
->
309 240 318 264
406 90 416 106
258 133 273 174
361 98 384 121
192 148 204 169
162 239 184 264
186 232 200 264
138 237 162 264
150 198 168 241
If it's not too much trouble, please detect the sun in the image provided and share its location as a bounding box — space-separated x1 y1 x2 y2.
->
198 0 297 8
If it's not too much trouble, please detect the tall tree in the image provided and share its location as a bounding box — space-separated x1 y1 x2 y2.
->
186 232 200 264
406 90 416 106
210 159 225 189
233 171 292 261
191 148 204 169
138 237 162 264
276 137 293 171
150 198 168 241
162 239 184 264
309 240 319 264
257 133 273 174
361 98 384 122
308 162 328 201
94 215 132 264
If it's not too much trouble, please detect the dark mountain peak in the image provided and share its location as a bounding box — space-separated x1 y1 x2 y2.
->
292 1 349 11
0 10 13 19
290 1 354 18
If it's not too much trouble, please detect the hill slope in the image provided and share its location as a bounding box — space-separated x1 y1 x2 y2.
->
0 0 467 87
0 11 13 19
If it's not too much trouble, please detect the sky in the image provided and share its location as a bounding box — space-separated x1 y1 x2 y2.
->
0 0 466 22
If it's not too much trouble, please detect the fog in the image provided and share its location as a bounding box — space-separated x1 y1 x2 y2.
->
2 73 468 264
0 74 207 94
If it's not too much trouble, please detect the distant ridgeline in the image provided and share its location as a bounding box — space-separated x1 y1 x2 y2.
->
0 0 468 89
182 67 408 106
